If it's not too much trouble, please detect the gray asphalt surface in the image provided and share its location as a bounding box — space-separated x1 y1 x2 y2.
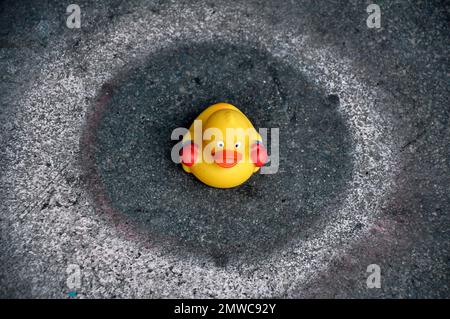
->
0 0 449 298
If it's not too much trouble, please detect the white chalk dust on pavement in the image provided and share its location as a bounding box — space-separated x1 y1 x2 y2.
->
1 2 401 297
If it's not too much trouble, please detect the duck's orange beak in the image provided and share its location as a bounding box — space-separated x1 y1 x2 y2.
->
212 149 243 168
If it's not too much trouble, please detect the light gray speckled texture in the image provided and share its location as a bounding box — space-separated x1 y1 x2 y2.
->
0 0 448 298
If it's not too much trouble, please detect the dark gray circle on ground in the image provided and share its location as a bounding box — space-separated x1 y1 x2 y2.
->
93 41 353 264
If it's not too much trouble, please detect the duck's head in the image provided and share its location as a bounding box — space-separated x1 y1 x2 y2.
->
202 109 266 170
179 103 268 188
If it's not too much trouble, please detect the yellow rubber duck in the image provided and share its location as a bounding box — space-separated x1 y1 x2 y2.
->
180 103 268 188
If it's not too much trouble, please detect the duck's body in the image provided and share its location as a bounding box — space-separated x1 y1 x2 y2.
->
180 103 268 188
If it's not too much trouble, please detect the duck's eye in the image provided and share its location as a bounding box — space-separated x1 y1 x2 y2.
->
217 141 224 148
234 142 241 148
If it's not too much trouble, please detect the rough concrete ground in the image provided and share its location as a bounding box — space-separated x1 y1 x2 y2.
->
0 0 449 298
